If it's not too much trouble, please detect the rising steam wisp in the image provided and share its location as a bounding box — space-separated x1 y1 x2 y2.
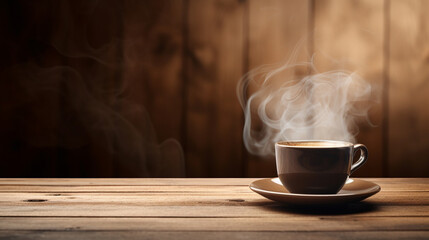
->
238 58 372 156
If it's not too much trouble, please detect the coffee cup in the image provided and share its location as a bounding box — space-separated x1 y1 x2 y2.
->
275 140 368 194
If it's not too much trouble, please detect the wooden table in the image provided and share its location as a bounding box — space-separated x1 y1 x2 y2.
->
0 178 428 239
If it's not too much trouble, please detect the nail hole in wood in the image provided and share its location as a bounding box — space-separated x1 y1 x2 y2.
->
24 199 48 202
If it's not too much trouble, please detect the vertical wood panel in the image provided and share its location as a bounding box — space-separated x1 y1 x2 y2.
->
61 0 123 177
123 0 184 144
2 0 429 177
388 0 429 176
186 0 244 177
313 0 384 177
246 0 310 177
0 1 63 177
122 0 185 176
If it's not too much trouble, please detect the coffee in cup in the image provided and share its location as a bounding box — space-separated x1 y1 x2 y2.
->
275 140 368 194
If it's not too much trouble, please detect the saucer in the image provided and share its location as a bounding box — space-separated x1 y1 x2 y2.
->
250 178 380 205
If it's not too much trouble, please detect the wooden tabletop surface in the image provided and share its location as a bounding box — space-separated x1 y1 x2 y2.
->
0 178 428 239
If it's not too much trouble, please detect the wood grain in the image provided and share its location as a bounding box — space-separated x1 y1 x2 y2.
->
0 178 428 190
313 0 385 177
2 1 429 178
0 188 427 202
0 0 63 177
1 217 429 231
388 0 429 176
0 183 426 192
123 0 184 143
0 179 428 218
122 0 186 177
185 0 245 177
0 178 428 240
245 0 310 177
0 231 428 240
59 0 124 177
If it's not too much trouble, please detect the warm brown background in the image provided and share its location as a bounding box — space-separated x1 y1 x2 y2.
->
0 0 428 177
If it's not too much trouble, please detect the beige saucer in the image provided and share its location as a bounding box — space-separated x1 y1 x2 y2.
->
250 178 380 205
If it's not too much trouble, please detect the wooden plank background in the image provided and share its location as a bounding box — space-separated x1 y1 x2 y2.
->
0 0 428 177
312 0 385 177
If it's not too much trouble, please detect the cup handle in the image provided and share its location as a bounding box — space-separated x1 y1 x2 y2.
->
351 144 368 174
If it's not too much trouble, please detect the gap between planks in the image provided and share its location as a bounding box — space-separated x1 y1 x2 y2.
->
0 231 428 240
0 217 429 232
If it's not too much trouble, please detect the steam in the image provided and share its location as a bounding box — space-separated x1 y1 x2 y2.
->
238 56 372 156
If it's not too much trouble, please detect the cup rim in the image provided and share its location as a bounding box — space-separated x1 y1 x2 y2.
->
275 140 353 148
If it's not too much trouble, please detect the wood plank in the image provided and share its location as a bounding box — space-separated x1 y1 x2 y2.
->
122 0 186 177
0 178 255 186
0 217 429 232
0 190 428 205
0 178 428 190
0 0 63 177
313 0 385 177
0 231 428 240
185 0 245 177
0 182 423 192
0 193 428 217
0 0 126 178
245 0 310 177
123 0 184 143
0 179 428 238
388 0 429 177
0 185 251 193
57 0 124 177
1 179 428 218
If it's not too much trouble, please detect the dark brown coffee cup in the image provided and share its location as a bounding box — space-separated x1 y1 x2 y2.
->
275 140 368 194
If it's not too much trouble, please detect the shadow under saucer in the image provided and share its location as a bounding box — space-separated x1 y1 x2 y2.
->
260 201 379 215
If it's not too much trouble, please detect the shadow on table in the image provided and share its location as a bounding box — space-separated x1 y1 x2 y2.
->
260 201 379 215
